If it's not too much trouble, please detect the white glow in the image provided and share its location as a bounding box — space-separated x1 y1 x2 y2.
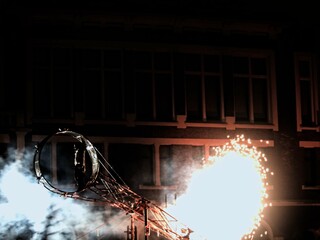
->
0 158 128 239
167 136 271 240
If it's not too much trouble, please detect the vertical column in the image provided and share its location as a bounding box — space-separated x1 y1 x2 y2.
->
16 130 27 160
223 55 235 119
204 144 210 163
104 142 109 163
153 143 161 186
144 204 149 240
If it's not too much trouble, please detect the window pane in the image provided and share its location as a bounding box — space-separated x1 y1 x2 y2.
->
233 56 249 74
134 51 152 70
81 49 100 68
53 48 71 68
104 50 122 69
299 60 311 78
253 78 268 122
33 69 51 117
300 80 313 125
82 70 102 118
304 148 320 186
160 145 173 186
0 143 8 159
0 49 5 111
56 142 77 192
154 52 171 71
53 69 72 118
108 143 153 190
74 70 84 112
135 72 153 120
38 142 52 183
33 47 50 67
204 54 220 72
234 77 249 121
184 53 201 71
104 71 124 120
160 145 203 191
155 74 173 121
318 76 320 121
205 76 221 120
186 75 202 120
252 58 267 75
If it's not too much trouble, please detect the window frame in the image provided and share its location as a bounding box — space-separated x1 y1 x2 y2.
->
0 37 4 111
300 141 320 190
232 54 272 123
32 46 74 119
295 53 320 131
133 50 175 121
29 41 278 131
182 48 278 131
30 43 126 123
183 52 224 122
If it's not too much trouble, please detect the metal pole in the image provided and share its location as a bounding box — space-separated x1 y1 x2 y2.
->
144 205 148 240
131 216 135 240
126 226 129 240
134 226 137 240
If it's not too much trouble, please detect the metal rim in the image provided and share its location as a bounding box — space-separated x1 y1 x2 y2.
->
34 130 99 194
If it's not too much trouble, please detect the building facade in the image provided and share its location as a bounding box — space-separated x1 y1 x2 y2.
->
1 1 320 239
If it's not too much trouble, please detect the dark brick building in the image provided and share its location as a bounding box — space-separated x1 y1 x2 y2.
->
1 1 320 239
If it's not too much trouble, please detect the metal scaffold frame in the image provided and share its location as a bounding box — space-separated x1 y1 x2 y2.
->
34 130 192 240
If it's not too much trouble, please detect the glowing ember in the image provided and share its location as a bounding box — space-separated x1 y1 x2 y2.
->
167 135 272 240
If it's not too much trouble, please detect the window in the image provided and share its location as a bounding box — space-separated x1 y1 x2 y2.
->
103 50 124 120
160 145 204 192
79 49 103 119
0 142 8 160
0 39 5 112
32 46 125 121
300 141 320 189
295 53 320 131
303 148 320 187
0 41 12 127
183 50 277 128
33 47 73 119
75 49 124 120
184 53 223 121
79 49 125 120
56 142 78 190
133 51 175 121
31 44 277 130
233 56 270 123
108 143 154 190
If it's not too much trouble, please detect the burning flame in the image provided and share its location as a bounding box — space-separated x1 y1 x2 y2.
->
167 135 272 240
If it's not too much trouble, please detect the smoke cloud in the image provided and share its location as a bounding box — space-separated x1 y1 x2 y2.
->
0 147 130 240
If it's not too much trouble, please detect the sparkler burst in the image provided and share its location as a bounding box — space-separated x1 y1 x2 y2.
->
167 135 273 240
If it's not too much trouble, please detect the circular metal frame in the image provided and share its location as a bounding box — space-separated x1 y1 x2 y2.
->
34 130 99 194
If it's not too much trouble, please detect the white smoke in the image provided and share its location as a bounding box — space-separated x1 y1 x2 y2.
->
0 147 130 240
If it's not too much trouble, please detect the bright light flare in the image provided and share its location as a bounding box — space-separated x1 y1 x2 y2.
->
167 135 272 240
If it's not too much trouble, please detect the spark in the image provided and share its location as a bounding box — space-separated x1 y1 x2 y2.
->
167 135 273 240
